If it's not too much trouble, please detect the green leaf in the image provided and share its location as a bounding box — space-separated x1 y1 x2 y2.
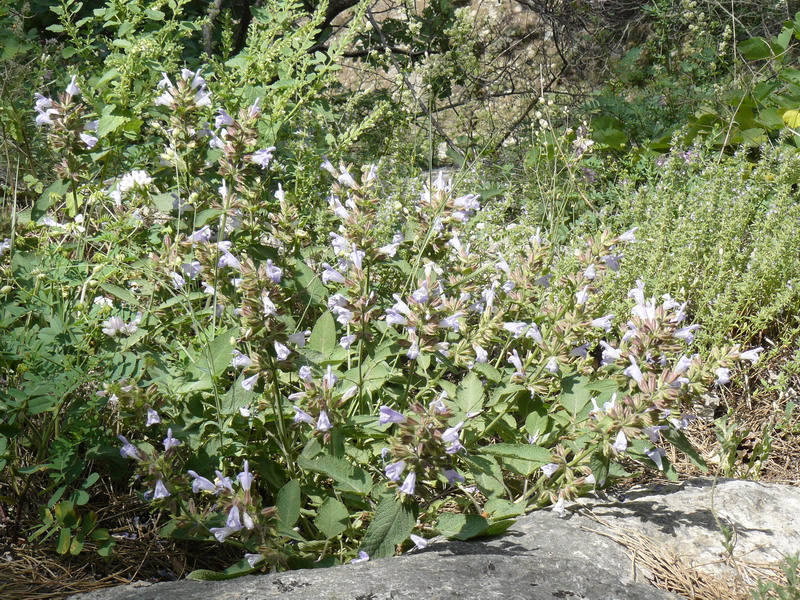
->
297 454 373 495
187 559 256 581
662 428 707 472
589 450 609 485
198 326 239 378
276 479 301 527
33 180 69 222
359 494 415 559
783 109 800 128
308 311 336 356
479 443 552 466
56 528 72 554
455 372 484 414
96 110 128 138
559 374 591 417
461 454 505 499
738 37 772 60
98 283 138 306
288 256 327 304
314 497 349 539
436 513 490 540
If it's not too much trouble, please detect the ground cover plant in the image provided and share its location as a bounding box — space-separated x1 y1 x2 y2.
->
1 0 799 597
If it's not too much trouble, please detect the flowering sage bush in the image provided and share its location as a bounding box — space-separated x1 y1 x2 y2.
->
11 68 761 576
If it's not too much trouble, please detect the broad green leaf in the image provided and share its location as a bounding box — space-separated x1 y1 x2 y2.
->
436 513 490 540
359 494 415 558
288 256 327 303
479 443 552 465
308 311 336 356
297 454 373 495
33 179 69 222
782 109 800 128
56 528 71 554
220 374 257 415
187 559 256 581
455 372 484 414
461 454 505 499
738 37 772 60
662 428 707 472
276 479 301 527
482 498 525 520
314 497 349 539
97 110 128 138
199 326 239 378
589 450 610 485
559 374 591 417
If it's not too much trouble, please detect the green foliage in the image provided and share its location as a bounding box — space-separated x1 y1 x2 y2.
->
752 555 800 600
598 146 800 349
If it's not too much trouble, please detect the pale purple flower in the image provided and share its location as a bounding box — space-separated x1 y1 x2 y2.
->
246 147 275 169
340 334 356 349
411 283 429 304
248 97 261 118
299 365 313 382
209 525 238 542
442 422 464 445
316 410 332 432
163 428 181 451
526 323 544 345
715 367 731 385
503 322 529 338
182 261 202 279
385 460 406 482
379 406 407 425
241 373 259 391
545 357 559 374
410 534 428 550
215 109 234 128
215 470 235 493
293 406 315 425
239 406 251 417
218 249 242 271
569 344 589 359
170 272 186 289
535 274 553 287
146 408 161 426
330 232 349 255
673 354 693 375
674 324 701 344
473 344 488 364
541 463 559 478
602 254 622 271
619 227 638 243
245 553 265 568
259 259 281 283
321 366 338 390
274 341 291 361
508 349 524 373
232 350 253 369
624 356 643 385
739 347 764 364
429 392 448 414
65 75 80 97
551 497 566 518
188 225 213 243
328 195 349 220
341 385 359 402
237 460 254 491
385 308 407 326
645 447 666 470
288 330 309 347
407 341 420 360
261 293 277 317
612 430 628 453
600 341 621 366
591 314 614 331
321 263 346 284
338 166 357 188
331 305 354 325
80 133 98 149
153 479 170 500
443 469 464 484
643 425 668 443
439 312 463 331
575 285 590 305
351 551 369 564
188 470 217 494
584 264 596 280
118 435 142 460
399 471 417 495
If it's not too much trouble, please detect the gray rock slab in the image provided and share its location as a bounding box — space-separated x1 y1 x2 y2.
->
72 477 800 600
72 509 678 600
576 477 800 580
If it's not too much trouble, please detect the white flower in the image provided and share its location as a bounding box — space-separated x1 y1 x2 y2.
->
316 410 332 432
410 534 428 550
152 479 170 500
612 430 628 453
541 463 559 478
274 341 291 361
245 553 265 568
248 147 276 169
645 447 666 470
623 355 643 384
739 347 764 364
545 357 559 373
674 324 701 344
80 133 98 149
350 551 370 564
146 408 161 426
591 314 614 331
232 350 253 369
714 367 731 385
65 75 80 97
575 285 590 305
503 321 529 338
473 344 488 364
241 373 259 391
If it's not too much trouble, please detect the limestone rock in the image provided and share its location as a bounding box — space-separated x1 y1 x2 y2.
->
72 478 800 600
